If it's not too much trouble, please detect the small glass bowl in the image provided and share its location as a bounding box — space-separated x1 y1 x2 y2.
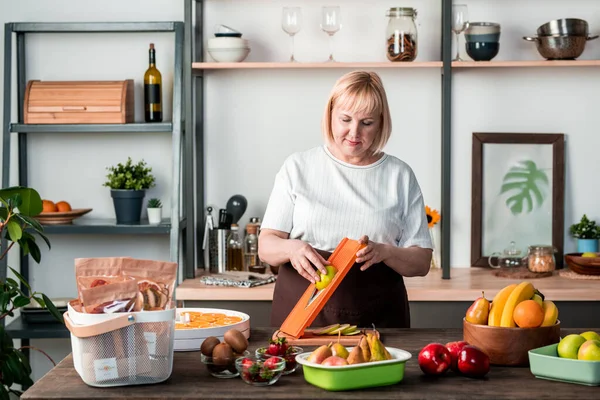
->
255 345 303 375
235 355 286 386
201 350 250 378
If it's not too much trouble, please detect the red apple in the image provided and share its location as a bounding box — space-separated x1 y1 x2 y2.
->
445 341 469 372
458 345 490 378
418 343 452 375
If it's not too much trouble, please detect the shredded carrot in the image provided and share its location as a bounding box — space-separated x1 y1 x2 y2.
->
175 311 243 330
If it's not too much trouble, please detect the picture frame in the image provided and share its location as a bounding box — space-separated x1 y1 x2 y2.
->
471 133 565 268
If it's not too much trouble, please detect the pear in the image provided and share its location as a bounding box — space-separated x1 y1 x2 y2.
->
331 342 349 359
359 333 371 361
307 343 332 364
367 333 387 362
465 291 490 325
313 324 340 335
328 324 351 335
347 339 366 365
340 325 358 335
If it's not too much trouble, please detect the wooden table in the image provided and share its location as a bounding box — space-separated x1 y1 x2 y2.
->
22 328 598 399
176 268 600 302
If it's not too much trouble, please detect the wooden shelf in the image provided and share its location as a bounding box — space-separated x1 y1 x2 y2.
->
193 61 443 70
453 60 600 68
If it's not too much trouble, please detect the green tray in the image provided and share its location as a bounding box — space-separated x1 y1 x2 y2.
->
528 343 600 386
295 347 411 391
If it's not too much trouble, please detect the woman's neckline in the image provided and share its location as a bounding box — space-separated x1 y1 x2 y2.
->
323 145 387 169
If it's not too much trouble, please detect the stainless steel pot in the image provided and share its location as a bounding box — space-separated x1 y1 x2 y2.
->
523 34 598 60
536 18 588 37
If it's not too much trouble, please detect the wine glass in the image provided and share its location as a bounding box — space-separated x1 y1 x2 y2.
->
321 6 342 62
282 7 302 62
452 4 469 61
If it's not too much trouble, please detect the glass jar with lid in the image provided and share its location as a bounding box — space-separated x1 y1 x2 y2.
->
488 241 525 269
385 7 418 62
526 245 556 273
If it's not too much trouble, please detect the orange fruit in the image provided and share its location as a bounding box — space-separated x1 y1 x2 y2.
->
55 201 72 212
513 300 544 328
42 200 57 213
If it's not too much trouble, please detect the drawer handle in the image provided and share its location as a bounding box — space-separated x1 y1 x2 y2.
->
62 106 87 111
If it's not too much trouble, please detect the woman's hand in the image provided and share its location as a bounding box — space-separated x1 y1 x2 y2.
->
287 240 329 283
356 235 390 271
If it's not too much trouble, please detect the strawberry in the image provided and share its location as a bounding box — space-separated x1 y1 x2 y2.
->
263 357 280 370
266 337 288 356
241 357 254 371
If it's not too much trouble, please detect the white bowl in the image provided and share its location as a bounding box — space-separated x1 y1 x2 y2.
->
208 37 249 49
174 307 250 351
208 47 250 62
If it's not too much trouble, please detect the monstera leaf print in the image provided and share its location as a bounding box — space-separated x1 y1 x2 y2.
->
500 160 549 215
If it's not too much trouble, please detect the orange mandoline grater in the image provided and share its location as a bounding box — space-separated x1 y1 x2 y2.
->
279 237 366 339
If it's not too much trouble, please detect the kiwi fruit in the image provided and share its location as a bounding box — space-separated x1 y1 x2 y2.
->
200 336 220 357
223 329 248 353
212 342 234 366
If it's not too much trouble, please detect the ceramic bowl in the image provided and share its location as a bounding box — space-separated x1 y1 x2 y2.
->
235 355 286 386
466 42 500 61
208 48 251 63
207 37 249 49
529 343 600 386
465 22 501 35
465 33 501 43
463 318 561 366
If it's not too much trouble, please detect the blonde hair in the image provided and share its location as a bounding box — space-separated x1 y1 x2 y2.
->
321 71 392 154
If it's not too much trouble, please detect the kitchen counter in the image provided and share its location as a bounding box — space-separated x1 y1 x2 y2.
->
22 327 598 399
176 267 600 302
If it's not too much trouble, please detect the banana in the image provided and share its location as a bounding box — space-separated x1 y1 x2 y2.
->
487 283 518 326
541 300 559 326
500 281 535 327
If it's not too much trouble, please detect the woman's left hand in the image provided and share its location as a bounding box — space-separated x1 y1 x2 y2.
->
356 235 389 271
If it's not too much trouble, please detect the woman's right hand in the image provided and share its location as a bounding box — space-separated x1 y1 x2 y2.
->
287 240 329 284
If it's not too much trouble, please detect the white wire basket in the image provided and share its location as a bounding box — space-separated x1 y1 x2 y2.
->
64 303 175 387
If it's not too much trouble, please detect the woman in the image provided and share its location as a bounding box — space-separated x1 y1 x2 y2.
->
259 71 433 328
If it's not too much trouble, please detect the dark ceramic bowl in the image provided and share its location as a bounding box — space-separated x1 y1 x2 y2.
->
465 33 501 43
466 42 500 61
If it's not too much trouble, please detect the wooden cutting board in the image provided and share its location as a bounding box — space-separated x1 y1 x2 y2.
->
272 328 379 347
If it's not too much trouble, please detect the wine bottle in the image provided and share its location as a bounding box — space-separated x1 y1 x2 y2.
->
144 43 162 122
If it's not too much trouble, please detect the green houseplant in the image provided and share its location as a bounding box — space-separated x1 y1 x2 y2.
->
103 157 156 224
0 186 62 399
569 214 600 253
146 198 162 225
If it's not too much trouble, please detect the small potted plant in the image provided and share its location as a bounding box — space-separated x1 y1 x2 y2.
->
103 157 156 224
147 197 163 225
569 214 600 253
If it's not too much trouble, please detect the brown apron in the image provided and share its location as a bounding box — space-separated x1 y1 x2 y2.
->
270 250 411 329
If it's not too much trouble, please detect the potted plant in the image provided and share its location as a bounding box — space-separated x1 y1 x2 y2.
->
569 214 600 253
147 198 163 225
1 186 62 397
103 157 156 224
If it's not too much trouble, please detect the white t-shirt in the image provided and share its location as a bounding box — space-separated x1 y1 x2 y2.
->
261 146 433 252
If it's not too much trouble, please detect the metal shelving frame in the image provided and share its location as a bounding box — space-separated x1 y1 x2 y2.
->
187 0 453 279
1 21 194 341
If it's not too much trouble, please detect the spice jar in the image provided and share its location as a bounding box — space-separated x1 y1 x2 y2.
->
385 7 418 62
526 245 556 273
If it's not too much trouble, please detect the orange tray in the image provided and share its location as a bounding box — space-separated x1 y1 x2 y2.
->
278 237 366 339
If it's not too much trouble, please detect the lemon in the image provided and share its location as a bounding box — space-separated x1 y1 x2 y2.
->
581 252 597 258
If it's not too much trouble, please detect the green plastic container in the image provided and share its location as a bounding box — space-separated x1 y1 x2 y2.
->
529 344 600 386
295 347 411 391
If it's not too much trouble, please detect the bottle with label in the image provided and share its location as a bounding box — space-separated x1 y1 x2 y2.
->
144 43 162 122
227 224 244 271
244 224 259 270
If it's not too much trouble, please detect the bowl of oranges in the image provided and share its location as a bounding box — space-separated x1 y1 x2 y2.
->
462 282 561 366
35 199 92 225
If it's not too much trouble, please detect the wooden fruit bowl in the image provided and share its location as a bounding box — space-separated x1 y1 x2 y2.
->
564 253 600 276
463 318 561 366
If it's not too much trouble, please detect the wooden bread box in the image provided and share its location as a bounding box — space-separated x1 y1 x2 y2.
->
24 80 134 124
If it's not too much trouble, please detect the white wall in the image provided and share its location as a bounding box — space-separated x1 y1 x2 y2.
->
2 0 600 384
